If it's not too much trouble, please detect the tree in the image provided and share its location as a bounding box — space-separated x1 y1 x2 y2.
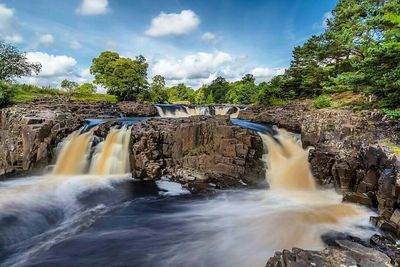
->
150 75 169 103
0 41 41 82
73 83 97 95
90 51 149 101
0 80 15 108
166 83 194 103
60 79 79 92
206 76 230 104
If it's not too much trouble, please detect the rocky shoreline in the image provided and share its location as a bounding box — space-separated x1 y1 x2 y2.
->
1 97 400 265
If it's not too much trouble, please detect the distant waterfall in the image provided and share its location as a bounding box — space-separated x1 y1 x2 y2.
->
213 106 233 115
155 104 241 117
53 127 131 176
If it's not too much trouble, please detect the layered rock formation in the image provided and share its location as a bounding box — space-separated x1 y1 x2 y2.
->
130 116 264 191
239 103 400 238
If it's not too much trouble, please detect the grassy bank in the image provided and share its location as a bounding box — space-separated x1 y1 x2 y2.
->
12 84 117 103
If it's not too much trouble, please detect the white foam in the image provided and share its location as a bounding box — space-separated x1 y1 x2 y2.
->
156 180 190 196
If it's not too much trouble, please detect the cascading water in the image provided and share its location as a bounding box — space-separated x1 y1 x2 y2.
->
0 123 376 267
89 127 131 175
213 106 233 115
52 131 92 175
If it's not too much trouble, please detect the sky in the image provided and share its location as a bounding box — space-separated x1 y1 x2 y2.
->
0 0 338 90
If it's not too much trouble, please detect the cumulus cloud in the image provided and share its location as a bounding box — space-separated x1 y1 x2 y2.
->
70 40 81 49
5 34 23 44
76 0 109 15
201 32 222 45
145 10 200 37
26 52 76 78
38 34 55 45
152 52 234 80
250 67 285 82
0 4 23 44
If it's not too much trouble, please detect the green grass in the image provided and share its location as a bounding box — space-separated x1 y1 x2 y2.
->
72 93 118 103
313 95 332 109
382 108 400 120
13 84 64 102
12 84 117 103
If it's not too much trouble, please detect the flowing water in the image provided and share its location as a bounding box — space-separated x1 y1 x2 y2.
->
155 104 245 118
0 123 376 267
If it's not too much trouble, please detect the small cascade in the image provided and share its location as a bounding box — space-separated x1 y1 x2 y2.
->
184 106 211 116
52 126 132 176
53 131 92 175
259 129 361 224
155 104 189 117
89 127 132 175
213 106 232 115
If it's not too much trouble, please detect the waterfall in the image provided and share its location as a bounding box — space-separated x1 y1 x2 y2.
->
155 105 189 117
259 129 361 223
89 127 131 175
184 106 211 116
213 106 232 115
53 131 92 175
53 127 131 176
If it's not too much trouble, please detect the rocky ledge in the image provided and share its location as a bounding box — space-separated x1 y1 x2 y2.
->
130 116 264 192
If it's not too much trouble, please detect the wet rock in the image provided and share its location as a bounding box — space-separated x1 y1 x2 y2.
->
130 116 264 191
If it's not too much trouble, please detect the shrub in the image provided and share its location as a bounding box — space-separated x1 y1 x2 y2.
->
73 83 96 95
0 81 15 108
383 108 400 120
313 95 332 109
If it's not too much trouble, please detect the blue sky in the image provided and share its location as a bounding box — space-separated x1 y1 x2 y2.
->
0 0 337 89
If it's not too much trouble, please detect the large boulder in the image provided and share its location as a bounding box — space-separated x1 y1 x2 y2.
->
118 102 158 117
130 116 264 192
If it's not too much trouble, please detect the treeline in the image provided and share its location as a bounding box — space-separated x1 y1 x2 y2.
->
88 0 399 107
1 0 399 108
265 0 400 107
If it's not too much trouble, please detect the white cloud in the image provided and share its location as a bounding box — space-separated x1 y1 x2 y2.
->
39 34 55 45
76 0 109 15
201 32 222 45
70 40 81 49
145 10 200 37
0 4 23 44
152 51 234 80
250 67 285 82
5 34 23 44
26 52 76 78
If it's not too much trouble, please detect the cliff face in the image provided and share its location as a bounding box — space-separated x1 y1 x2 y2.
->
130 116 264 191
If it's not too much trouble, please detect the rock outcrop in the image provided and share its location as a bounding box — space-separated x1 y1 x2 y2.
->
130 116 264 192
0 103 84 176
118 101 158 117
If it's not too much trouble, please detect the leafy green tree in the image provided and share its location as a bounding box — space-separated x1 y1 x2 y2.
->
206 76 230 103
60 79 79 92
166 83 194 103
0 41 41 82
73 83 97 95
150 75 169 103
90 51 149 101
0 80 15 108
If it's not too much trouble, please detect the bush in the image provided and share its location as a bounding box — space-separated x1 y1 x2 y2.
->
73 83 96 95
0 81 16 108
383 108 400 120
313 95 332 109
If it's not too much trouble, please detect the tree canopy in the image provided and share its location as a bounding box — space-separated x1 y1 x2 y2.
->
0 41 41 82
90 51 149 101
